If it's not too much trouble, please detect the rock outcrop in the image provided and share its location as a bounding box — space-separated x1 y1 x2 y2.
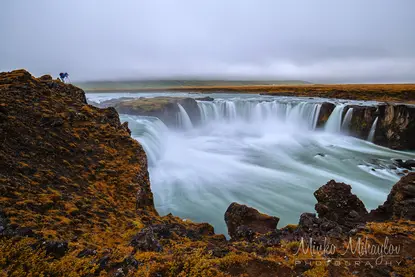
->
345 103 415 150
369 172 415 221
314 180 368 230
95 96 202 127
375 104 415 149
316 102 335 127
225 180 369 244
224 203 279 241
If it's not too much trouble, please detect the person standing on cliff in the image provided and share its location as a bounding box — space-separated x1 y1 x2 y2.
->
59 72 70 83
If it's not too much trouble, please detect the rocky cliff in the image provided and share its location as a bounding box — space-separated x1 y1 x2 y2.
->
1 70 414 277
314 102 415 150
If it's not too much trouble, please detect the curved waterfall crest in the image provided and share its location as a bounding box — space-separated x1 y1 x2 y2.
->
119 114 169 166
177 103 193 130
196 99 322 130
325 104 346 133
341 107 354 130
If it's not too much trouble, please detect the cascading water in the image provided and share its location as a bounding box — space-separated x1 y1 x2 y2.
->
312 104 322 129
177 103 193 130
341 107 354 130
89 93 415 236
196 100 322 130
119 115 168 165
368 117 379 142
325 104 346 133
198 101 220 123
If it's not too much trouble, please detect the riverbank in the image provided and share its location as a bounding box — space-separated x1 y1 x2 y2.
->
83 83 415 103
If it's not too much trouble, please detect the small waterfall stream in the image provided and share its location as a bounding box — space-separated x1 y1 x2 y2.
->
368 117 379 142
325 104 346 133
341 107 354 130
177 103 193 130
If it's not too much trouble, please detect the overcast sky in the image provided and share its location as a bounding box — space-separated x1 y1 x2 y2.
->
1 0 415 83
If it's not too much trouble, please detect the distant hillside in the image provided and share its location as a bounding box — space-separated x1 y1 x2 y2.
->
77 79 310 91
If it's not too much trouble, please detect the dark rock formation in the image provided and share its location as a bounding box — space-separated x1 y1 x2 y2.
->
297 213 344 237
314 180 368 230
375 104 415 149
251 181 371 246
369 172 415 221
195 96 214 101
346 103 415 150
224 202 279 240
394 159 415 170
345 105 378 138
43 240 69 258
316 102 335 127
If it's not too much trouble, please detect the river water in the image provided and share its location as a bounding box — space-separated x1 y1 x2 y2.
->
87 92 415 235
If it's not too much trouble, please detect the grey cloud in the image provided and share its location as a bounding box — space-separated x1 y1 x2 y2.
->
1 0 415 83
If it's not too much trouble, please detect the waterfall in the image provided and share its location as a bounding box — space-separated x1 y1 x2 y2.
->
325 104 345 133
197 101 220 123
341 108 353 130
224 101 237 120
312 104 322 129
177 103 193 130
119 115 168 165
368 117 378 142
196 100 322 130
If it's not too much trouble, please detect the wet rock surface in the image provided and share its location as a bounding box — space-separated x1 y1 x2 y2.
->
316 102 335 127
345 104 378 138
346 103 415 150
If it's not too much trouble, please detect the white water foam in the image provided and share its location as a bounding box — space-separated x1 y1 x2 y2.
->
112 94 415 236
325 104 346 133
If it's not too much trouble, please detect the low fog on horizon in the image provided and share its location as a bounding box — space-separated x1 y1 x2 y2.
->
1 0 415 83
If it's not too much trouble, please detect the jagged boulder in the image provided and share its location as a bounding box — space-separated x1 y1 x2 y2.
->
224 202 279 240
314 180 368 230
369 172 415 221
